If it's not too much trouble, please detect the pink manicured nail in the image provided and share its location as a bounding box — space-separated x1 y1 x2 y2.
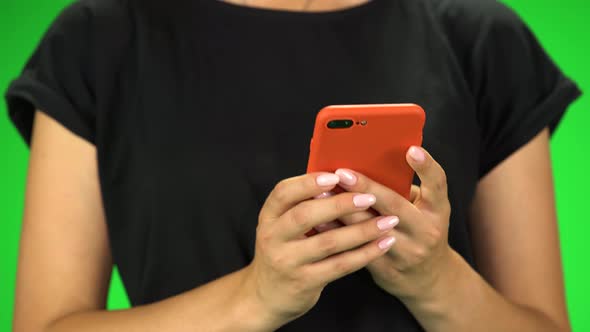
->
316 174 340 186
378 236 396 249
408 146 425 163
335 169 357 186
353 194 376 208
314 191 334 199
377 216 399 231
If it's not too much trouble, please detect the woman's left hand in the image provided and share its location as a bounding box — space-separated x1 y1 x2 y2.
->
316 146 455 303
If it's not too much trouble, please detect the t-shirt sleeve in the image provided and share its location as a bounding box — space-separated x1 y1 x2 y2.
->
4 1 96 145
471 2 582 178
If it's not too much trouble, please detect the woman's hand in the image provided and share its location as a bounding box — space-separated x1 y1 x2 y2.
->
241 172 398 327
316 146 455 303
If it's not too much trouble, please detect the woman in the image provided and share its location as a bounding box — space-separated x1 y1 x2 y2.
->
6 0 581 331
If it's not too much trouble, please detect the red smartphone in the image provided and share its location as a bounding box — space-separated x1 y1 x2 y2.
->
307 104 426 200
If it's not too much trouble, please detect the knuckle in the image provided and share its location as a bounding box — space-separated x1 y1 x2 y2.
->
258 228 273 244
273 180 290 204
331 196 348 214
317 234 339 256
258 210 268 223
289 277 308 294
436 170 448 193
444 201 452 216
333 260 353 275
269 253 288 269
395 259 411 272
256 240 270 255
299 265 322 288
386 199 399 214
439 167 448 183
298 265 312 280
290 206 311 230
423 227 442 248
412 245 428 262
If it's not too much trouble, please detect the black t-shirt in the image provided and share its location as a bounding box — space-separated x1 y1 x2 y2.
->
5 0 582 330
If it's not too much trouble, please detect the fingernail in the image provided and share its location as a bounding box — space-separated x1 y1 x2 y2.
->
377 216 399 231
409 146 425 163
314 191 334 199
316 174 340 186
378 236 396 250
353 194 376 208
335 169 357 186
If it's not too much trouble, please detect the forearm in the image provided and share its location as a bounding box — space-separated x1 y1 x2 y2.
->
401 250 567 332
45 267 281 332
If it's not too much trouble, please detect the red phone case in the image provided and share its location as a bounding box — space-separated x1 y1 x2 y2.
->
307 104 426 200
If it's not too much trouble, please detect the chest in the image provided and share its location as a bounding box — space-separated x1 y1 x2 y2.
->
97 16 481 255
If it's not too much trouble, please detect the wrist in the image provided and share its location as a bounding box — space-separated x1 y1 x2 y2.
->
399 249 491 331
230 266 286 332
401 248 469 318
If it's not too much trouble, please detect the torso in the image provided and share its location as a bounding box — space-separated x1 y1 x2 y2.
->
91 0 483 330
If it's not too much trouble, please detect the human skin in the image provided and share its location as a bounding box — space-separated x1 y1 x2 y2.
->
12 0 570 331
315 129 570 331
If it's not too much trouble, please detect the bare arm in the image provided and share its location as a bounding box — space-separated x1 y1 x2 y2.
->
467 127 569 330
14 111 275 332
402 128 570 331
16 110 396 332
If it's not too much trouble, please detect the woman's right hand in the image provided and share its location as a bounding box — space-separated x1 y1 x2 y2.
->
241 172 399 327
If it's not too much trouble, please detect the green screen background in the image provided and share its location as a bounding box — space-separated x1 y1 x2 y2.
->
1 0 588 331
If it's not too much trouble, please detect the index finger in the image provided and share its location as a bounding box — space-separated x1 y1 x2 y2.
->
259 173 341 221
334 168 420 222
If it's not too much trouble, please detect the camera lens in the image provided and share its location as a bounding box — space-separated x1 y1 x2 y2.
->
327 119 354 129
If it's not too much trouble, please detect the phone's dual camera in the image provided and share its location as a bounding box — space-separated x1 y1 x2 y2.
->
327 119 367 129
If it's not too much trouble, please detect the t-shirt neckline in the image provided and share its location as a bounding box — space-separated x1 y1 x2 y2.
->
206 0 385 20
